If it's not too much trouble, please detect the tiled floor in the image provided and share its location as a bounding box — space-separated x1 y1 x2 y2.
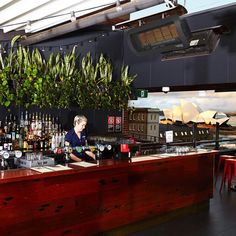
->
129 177 236 236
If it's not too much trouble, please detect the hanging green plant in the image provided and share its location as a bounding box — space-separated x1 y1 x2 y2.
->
112 65 136 109
0 36 136 109
0 70 15 107
75 53 136 110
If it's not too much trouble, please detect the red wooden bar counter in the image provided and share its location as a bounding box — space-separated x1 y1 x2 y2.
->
0 151 216 235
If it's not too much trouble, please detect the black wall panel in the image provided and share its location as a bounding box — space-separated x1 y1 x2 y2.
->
150 57 184 87
229 53 236 83
0 31 123 135
123 3 236 90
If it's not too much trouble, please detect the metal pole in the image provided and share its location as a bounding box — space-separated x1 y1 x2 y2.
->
215 122 220 150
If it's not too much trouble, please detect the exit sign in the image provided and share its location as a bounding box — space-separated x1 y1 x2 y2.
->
137 89 148 98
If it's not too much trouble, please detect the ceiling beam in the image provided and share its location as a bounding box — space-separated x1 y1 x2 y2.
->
115 4 187 30
20 0 167 45
0 28 25 40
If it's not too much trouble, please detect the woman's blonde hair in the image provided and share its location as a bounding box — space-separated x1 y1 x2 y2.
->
73 115 87 126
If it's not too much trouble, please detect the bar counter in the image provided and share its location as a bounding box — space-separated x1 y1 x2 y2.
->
0 151 216 235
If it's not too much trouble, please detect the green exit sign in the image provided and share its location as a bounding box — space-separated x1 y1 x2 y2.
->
137 89 148 98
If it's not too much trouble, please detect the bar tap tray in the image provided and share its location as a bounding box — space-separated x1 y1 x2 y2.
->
19 157 55 168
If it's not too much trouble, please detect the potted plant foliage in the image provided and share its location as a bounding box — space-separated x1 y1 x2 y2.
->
0 36 136 110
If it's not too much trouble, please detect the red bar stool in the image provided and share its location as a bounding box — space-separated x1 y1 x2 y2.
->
219 158 236 192
215 155 236 184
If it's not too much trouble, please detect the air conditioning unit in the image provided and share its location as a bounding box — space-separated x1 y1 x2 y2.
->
161 26 223 61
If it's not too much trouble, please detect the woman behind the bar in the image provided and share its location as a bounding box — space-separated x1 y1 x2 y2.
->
65 115 95 162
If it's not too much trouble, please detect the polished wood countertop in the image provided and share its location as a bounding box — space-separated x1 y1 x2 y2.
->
0 150 217 183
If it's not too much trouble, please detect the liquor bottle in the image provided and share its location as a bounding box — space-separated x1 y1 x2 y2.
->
44 136 49 150
23 139 28 151
24 111 29 127
7 133 13 151
39 139 44 151
27 139 33 151
42 113 45 127
59 132 65 148
35 112 38 130
33 140 39 151
27 127 34 141
7 114 13 133
55 132 58 148
31 113 36 136
28 113 32 128
4 115 8 134
24 111 29 139
12 115 17 131
0 121 4 135
2 134 7 150
0 134 3 151
18 125 24 150
20 111 24 128
51 116 55 133
37 112 42 137
48 114 52 134
44 114 49 134
11 115 16 141
12 124 20 150
55 116 59 132
51 134 56 151
41 113 45 139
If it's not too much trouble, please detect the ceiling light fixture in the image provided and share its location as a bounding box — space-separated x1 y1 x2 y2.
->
70 11 76 22
116 0 122 12
162 87 170 93
25 20 31 32
164 0 176 8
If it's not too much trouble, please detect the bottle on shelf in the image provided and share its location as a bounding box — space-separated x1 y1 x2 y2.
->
20 111 24 128
3 135 8 151
11 115 16 142
4 115 8 134
0 123 4 150
24 111 29 127
0 120 5 136
7 114 13 134
31 113 36 135
48 114 52 134
1 111 64 152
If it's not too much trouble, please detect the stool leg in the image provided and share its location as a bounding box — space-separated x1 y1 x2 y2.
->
233 163 236 188
220 162 228 192
215 157 222 184
228 164 232 191
235 163 236 176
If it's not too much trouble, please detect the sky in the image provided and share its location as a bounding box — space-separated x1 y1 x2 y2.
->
180 0 236 14
131 0 236 20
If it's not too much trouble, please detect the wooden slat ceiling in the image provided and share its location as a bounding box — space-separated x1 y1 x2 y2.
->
0 0 172 44
0 0 130 33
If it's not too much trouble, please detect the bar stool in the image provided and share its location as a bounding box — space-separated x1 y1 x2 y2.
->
215 155 236 184
219 159 236 192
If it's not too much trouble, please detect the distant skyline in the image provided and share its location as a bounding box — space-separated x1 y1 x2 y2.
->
129 91 236 126
129 91 236 114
